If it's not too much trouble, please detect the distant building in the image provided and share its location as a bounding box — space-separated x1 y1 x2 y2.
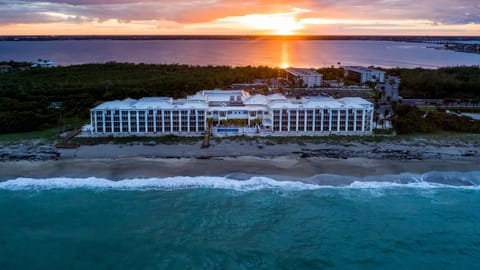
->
0 65 13 73
376 76 401 102
285 68 323 88
89 90 374 137
324 80 344 88
342 66 386 84
32 60 55 68
230 83 268 90
48 102 64 109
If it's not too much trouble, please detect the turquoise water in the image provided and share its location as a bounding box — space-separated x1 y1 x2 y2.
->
1 174 480 269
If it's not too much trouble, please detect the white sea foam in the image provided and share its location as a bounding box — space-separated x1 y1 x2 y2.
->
0 171 479 191
0 176 319 191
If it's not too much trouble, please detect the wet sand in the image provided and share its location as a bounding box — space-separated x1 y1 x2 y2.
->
1 156 479 181
1 139 479 180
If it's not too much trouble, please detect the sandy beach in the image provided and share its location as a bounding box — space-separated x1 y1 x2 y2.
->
1 140 479 180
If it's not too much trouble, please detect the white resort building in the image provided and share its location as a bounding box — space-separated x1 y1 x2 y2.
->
89 90 374 136
285 68 323 88
342 66 386 84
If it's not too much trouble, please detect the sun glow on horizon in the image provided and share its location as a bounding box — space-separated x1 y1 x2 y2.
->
218 9 307 35
0 4 479 36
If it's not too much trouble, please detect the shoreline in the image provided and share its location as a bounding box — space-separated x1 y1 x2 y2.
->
1 156 479 181
1 139 479 181
59 139 480 161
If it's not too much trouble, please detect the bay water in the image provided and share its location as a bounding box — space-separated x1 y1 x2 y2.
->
1 39 479 68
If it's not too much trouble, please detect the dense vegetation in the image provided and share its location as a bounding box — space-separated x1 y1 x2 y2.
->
0 61 32 68
0 63 279 133
393 104 480 134
317 66 480 99
0 63 479 134
392 66 480 99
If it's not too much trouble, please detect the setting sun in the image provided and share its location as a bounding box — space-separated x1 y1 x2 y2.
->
218 11 305 35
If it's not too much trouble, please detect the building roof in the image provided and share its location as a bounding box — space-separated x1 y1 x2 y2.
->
134 97 174 109
32 60 55 68
303 96 343 108
93 91 372 111
94 98 137 110
342 66 386 74
337 97 375 109
286 68 322 77
202 89 249 98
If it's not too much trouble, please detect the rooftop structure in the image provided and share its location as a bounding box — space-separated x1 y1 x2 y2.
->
31 60 55 68
376 76 401 102
342 66 386 84
89 90 374 137
285 68 323 88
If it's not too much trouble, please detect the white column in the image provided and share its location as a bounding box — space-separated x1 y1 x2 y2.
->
279 110 283 131
195 110 199 132
110 110 114 133
304 110 307 132
287 110 291 132
345 110 349 132
128 111 131 133
102 111 106 134
295 110 300 132
170 111 173 133
153 111 157 133
161 110 165 133
321 110 324 132
179 111 182 131
328 110 332 132
187 111 190 133
337 110 341 132
354 110 357 132
144 111 148 133
94 111 98 133
362 110 366 132
312 110 316 131
119 111 123 133
136 111 140 133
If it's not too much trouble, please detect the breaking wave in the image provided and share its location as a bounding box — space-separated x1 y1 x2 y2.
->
1 171 480 191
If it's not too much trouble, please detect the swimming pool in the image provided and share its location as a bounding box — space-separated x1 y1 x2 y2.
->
216 128 240 133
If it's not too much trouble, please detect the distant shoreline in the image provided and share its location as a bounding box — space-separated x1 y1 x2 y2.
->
1 35 479 42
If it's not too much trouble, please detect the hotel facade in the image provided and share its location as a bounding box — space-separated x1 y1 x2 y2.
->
89 90 374 136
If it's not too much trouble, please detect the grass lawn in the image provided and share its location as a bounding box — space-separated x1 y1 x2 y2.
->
0 128 60 145
418 106 437 112
0 117 87 145
395 132 480 145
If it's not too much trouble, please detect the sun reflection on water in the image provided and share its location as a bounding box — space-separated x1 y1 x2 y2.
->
280 41 290 68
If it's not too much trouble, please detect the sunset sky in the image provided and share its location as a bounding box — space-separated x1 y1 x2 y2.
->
0 0 479 35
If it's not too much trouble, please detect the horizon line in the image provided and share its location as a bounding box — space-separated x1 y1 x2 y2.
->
1 34 479 42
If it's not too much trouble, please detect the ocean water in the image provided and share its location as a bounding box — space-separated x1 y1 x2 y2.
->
1 39 479 68
1 172 480 269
